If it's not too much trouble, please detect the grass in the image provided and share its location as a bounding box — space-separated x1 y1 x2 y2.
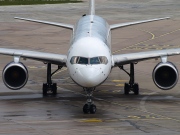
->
0 0 82 6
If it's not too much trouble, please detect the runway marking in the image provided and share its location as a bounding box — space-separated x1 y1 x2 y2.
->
28 66 46 69
113 28 180 53
8 116 171 125
112 80 127 87
101 98 180 123
59 77 70 80
80 118 102 123
128 115 159 119
112 28 156 53
138 29 155 39
115 84 124 87
52 68 67 76
57 86 180 123
128 115 141 119
96 89 122 93
112 90 121 93
112 80 128 82
28 66 37 69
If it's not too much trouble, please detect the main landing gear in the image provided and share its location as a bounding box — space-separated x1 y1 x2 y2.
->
43 63 62 96
119 63 139 95
83 87 96 114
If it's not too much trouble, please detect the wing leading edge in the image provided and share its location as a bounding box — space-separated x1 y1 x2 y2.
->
110 17 170 30
113 48 180 66
14 17 74 30
0 48 67 66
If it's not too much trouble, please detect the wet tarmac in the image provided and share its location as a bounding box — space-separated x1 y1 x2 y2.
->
0 0 180 134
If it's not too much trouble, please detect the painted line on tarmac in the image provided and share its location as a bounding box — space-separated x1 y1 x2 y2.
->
138 29 155 39
10 116 171 125
112 80 127 87
97 89 121 93
113 28 180 54
52 68 67 76
113 28 156 53
57 86 180 122
80 118 103 123
101 97 180 123
28 66 46 69
112 80 128 82
122 28 180 51
115 84 124 87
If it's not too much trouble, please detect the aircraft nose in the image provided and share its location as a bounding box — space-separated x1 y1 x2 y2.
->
78 68 103 87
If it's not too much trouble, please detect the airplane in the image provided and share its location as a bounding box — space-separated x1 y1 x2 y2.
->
0 0 179 114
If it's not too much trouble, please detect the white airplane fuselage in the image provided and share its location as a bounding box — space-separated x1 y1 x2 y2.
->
67 15 112 88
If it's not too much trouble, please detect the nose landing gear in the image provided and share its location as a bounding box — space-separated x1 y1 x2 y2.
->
83 87 96 114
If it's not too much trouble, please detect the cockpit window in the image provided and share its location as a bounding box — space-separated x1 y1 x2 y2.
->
70 56 79 64
90 57 100 64
70 56 88 65
78 57 88 64
70 56 108 65
99 56 108 64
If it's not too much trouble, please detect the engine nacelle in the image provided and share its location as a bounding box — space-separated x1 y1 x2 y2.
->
152 62 179 90
2 62 28 90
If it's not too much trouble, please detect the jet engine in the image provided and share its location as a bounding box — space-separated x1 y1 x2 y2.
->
2 62 28 90
152 62 179 90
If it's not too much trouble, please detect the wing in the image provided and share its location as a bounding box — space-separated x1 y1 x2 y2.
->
112 48 180 66
110 17 170 30
0 48 67 66
14 17 74 30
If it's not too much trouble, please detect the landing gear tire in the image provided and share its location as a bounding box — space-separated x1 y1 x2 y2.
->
52 83 57 95
43 83 48 96
124 83 130 95
83 104 96 114
90 104 96 114
43 83 57 96
133 83 139 95
83 104 89 114
124 83 139 95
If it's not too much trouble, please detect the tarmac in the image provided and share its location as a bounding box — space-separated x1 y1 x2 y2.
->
0 0 180 134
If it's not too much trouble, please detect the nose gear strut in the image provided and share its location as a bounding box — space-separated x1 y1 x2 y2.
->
83 87 96 114
119 63 139 95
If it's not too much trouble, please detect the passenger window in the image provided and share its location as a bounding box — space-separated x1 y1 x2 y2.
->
78 57 88 65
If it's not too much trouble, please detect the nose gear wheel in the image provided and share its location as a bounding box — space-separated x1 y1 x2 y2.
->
83 87 96 114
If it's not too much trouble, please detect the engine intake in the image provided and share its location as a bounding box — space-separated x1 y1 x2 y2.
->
152 62 179 90
2 62 28 90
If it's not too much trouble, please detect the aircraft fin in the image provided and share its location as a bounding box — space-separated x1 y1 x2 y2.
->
89 0 95 15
